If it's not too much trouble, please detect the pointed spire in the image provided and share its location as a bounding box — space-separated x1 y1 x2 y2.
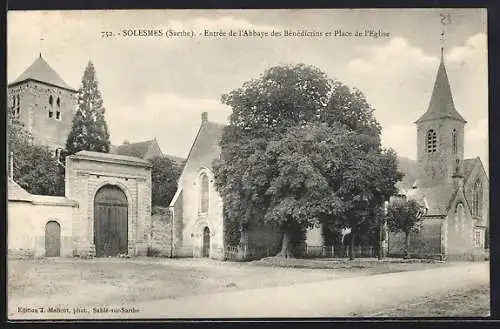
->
415 51 466 124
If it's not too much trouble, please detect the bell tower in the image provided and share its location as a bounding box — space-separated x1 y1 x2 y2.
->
7 54 77 152
415 47 467 189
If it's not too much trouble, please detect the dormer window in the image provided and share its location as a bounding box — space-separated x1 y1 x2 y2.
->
426 129 437 153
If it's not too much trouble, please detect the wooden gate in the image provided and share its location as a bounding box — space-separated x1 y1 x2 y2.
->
202 227 210 257
45 221 61 257
94 185 128 257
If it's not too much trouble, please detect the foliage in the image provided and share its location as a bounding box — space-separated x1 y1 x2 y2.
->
150 156 182 208
386 198 425 234
7 112 64 196
386 198 425 258
66 61 111 155
214 63 403 258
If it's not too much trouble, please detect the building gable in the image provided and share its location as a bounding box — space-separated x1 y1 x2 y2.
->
178 114 225 184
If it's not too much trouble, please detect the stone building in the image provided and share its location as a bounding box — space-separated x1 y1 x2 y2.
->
7 54 77 153
168 113 318 260
8 151 152 258
388 52 489 260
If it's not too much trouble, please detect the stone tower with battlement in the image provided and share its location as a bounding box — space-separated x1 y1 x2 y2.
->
7 54 78 152
415 51 467 189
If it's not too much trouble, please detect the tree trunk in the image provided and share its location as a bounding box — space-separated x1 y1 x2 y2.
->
378 220 383 260
404 232 410 259
349 231 356 260
276 230 294 258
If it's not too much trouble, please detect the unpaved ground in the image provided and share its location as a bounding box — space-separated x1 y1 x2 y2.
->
8 257 485 319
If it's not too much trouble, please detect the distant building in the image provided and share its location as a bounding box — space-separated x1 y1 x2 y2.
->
7 54 77 153
111 138 185 166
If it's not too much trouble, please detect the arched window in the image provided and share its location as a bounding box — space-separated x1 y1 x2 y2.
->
472 180 482 218
426 129 437 153
57 97 61 107
452 129 457 154
456 203 464 233
200 172 209 213
49 95 53 106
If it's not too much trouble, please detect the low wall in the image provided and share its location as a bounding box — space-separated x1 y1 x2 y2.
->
388 217 442 258
8 195 77 259
149 207 173 257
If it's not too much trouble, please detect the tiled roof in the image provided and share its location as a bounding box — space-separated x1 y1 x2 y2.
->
463 157 479 183
8 177 32 202
415 55 466 124
9 55 76 91
405 185 454 216
114 140 155 159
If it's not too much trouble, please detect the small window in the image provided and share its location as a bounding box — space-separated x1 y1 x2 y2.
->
452 129 458 154
12 95 16 107
49 111 53 118
49 95 53 106
57 97 61 107
426 130 437 153
474 229 482 248
200 173 209 213
16 95 20 106
56 111 61 120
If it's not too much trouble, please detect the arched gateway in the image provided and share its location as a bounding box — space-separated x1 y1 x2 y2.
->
94 185 128 257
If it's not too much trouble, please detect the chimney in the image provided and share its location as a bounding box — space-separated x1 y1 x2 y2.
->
123 140 130 145
201 112 208 123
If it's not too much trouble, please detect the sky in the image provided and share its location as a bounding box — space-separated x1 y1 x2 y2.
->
7 9 488 170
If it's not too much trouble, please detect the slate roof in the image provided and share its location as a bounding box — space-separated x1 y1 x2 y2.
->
405 185 454 216
112 139 186 165
9 55 76 92
415 54 466 124
114 140 156 159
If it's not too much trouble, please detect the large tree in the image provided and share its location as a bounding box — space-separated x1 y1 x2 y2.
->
66 61 110 155
150 156 182 209
386 198 425 259
214 64 402 258
7 112 64 196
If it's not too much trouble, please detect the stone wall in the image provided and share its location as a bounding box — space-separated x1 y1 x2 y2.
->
388 217 443 258
7 80 77 151
149 207 173 257
416 119 465 188
8 196 77 259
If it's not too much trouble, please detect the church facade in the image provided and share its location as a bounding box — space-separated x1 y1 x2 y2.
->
388 53 489 259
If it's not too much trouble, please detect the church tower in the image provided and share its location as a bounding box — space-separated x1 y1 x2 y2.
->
415 50 467 189
7 54 77 152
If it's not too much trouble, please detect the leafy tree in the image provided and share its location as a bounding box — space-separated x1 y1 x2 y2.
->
150 156 182 208
66 61 110 155
386 198 425 259
214 64 403 258
7 112 64 196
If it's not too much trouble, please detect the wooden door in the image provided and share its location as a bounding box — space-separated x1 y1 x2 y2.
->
202 227 210 257
94 185 128 257
45 221 61 257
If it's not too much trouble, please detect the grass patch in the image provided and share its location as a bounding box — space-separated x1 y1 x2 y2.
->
368 285 490 317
